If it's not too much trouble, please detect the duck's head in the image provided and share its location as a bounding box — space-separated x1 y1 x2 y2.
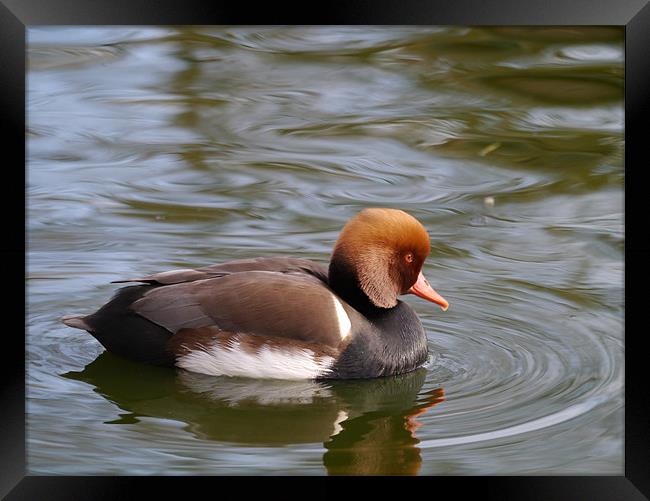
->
328 208 449 311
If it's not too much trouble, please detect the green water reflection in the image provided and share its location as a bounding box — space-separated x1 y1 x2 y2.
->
66 353 444 475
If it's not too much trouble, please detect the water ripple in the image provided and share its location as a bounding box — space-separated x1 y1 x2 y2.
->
27 26 623 476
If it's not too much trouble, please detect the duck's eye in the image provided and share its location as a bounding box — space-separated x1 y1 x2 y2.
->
404 252 414 264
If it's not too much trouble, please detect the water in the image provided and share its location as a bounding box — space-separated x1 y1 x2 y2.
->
26 26 624 475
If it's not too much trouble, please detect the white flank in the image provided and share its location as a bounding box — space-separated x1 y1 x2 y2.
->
177 339 335 380
332 295 352 340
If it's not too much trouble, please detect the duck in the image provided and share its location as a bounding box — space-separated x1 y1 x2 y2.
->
61 208 449 380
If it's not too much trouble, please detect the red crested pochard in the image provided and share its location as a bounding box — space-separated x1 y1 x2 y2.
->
61 208 449 380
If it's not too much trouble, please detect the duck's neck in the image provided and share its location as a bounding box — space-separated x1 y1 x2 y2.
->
328 258 381 315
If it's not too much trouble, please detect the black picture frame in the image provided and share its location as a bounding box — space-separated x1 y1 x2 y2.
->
3 1 648 499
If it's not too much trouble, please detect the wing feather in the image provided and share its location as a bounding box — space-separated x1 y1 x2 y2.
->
131 271 348 350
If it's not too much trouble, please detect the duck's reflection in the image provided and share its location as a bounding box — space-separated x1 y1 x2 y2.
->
64 352 444 475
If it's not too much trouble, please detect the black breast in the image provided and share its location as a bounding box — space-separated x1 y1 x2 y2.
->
325 301 428 379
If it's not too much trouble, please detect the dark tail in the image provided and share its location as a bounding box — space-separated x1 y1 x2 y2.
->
61 285 175 367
